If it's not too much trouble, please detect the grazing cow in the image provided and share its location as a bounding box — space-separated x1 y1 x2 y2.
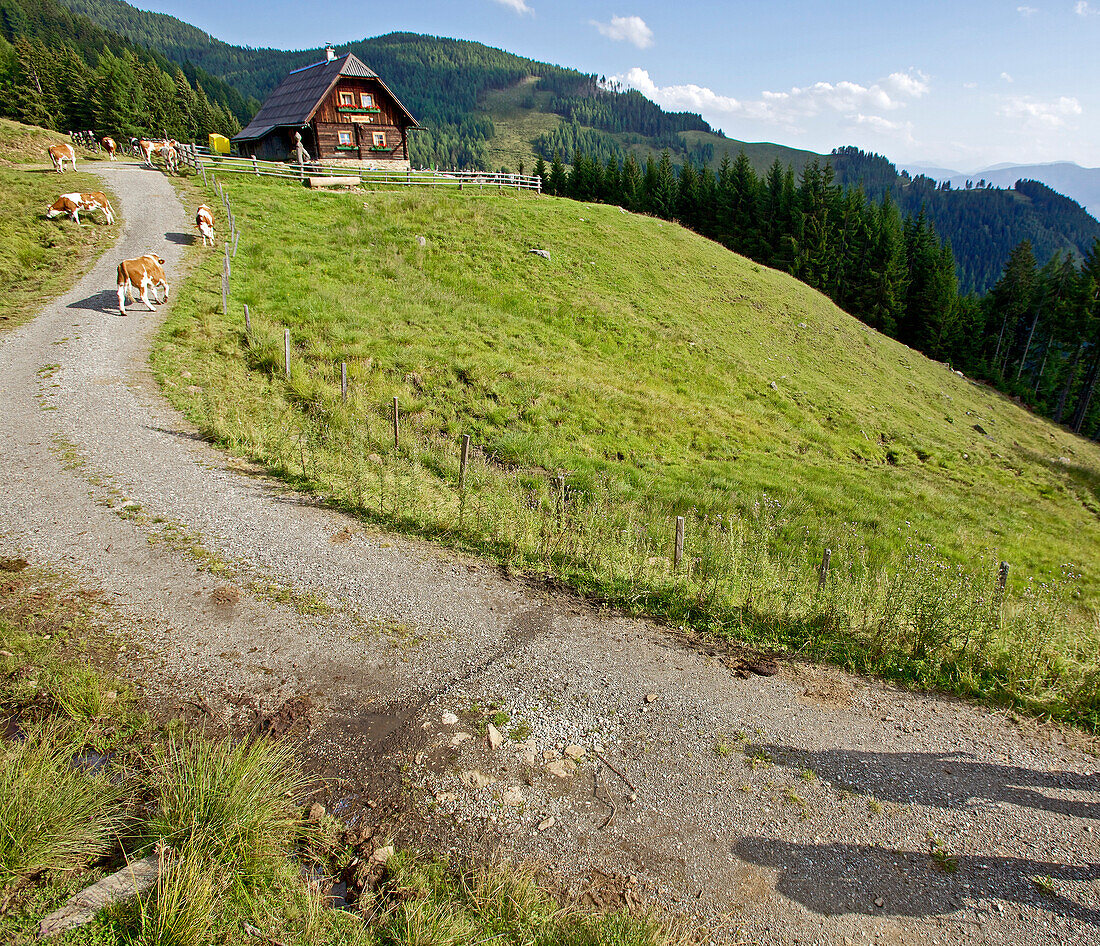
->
46 192 115 225
101 136 117 160
48 143 76 172
117 255 168 315
195 205 215 246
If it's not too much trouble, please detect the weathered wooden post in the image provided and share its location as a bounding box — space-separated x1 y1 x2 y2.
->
674 516 685 570
244 304 251 334
340 362 348 403
253 155 259 175
223 243 231 279
221 269 227 315
459 434 471 490
284 329 291 380
818 547 832 590
232 230 240 258
392 396 400 449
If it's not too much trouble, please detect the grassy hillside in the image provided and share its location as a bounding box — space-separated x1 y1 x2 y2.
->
0 120 121 332
157 176 1100 725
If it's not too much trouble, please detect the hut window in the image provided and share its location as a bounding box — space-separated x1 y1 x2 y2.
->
372 132 386 147
338 130 353 146
360 93 375 108
339 91 354 106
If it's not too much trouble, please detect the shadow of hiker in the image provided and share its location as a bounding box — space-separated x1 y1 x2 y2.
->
164 232 194 245
734 836 1100 926
751 744 1100 820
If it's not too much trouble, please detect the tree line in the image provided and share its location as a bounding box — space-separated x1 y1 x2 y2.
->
534 148 1100 438
0 35 240 141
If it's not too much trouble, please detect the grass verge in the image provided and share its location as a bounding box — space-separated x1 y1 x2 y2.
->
0 119 122 333
153 172 1100 728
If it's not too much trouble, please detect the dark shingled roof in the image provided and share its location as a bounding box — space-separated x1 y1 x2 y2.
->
234 52 418 142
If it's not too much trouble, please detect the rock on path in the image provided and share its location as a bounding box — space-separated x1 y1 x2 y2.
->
1 162 1098 945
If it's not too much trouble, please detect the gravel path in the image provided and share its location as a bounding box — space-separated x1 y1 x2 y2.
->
2 162 1098 945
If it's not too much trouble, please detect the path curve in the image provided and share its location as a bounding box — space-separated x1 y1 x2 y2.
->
1 162 1098 945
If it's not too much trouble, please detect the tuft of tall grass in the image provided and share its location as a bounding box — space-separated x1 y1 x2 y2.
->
0 725 125 894
133 847 217 946
142 735 307 873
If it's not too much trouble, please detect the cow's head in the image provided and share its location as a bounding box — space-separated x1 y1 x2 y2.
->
45 205 62 219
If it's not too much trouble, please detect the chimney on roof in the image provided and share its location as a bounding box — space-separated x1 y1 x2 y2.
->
325 46 337 61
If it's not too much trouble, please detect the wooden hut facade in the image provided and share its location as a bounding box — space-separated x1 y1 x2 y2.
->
233 49 418 167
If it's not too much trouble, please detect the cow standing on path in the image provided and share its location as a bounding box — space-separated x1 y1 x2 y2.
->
195 205 215 246
101 137 117 160
48 144 76 172
46 192 115 225
117 255 169 315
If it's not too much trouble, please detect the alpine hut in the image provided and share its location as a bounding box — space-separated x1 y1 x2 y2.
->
233 47 418 166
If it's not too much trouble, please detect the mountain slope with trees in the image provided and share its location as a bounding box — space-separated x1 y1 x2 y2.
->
0 0 245 140
832 147 1100 295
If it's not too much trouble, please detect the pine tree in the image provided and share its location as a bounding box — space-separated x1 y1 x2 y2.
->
548 151 567 196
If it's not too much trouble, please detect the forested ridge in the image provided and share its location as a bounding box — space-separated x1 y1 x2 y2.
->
832 147 1100 295
0 0 244 141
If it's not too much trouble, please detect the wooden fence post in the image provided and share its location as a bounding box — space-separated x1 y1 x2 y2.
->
392 396 400 449
244 304 251 334
459 434 471 490
674 516 685 570
232 230 240 258
223 243 231 280
284 329 291 380
221 269 227 315
818 547 832 590
340 362 347 403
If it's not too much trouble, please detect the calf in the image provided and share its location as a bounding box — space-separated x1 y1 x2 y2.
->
46 192 115 225
195 205 215 246
101 136 117 160
117 255 169 315
48 143 76 172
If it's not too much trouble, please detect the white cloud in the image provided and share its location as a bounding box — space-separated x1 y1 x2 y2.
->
606 68 929 133
1001 72 1014 82
1075 1 1096 15
1000 95 1082 127
591 15 654 49
963 81 978 89
491 0 533 14
1016 5 1037 15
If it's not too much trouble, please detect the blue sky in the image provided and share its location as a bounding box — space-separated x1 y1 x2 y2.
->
135 0 1097 171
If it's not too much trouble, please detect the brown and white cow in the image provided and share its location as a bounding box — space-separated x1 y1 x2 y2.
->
46 192 115 225
101 136 117 160
47 143 76 172
117 255 168 315
195 205 215 246
139 139 179 171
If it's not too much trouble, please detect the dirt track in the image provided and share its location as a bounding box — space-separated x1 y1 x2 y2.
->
2 161 1099 945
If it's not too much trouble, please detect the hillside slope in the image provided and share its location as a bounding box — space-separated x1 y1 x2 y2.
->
157 177 1100 720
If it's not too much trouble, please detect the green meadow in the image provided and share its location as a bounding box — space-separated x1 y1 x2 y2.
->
156 176 1100 726
0 120 120 332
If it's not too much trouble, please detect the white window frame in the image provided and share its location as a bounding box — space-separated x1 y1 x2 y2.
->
339 91 354 106
360 92 375 108
372 132 386 147
337 130 353 146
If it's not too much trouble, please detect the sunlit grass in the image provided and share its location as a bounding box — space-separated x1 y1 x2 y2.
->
155 176 1100 726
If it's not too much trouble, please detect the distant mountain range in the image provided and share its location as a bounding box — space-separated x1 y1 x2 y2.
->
903 161 1100 220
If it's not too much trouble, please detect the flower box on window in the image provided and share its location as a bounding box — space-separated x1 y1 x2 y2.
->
335 145 358 151
369 145 391 151
337 107 380 113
